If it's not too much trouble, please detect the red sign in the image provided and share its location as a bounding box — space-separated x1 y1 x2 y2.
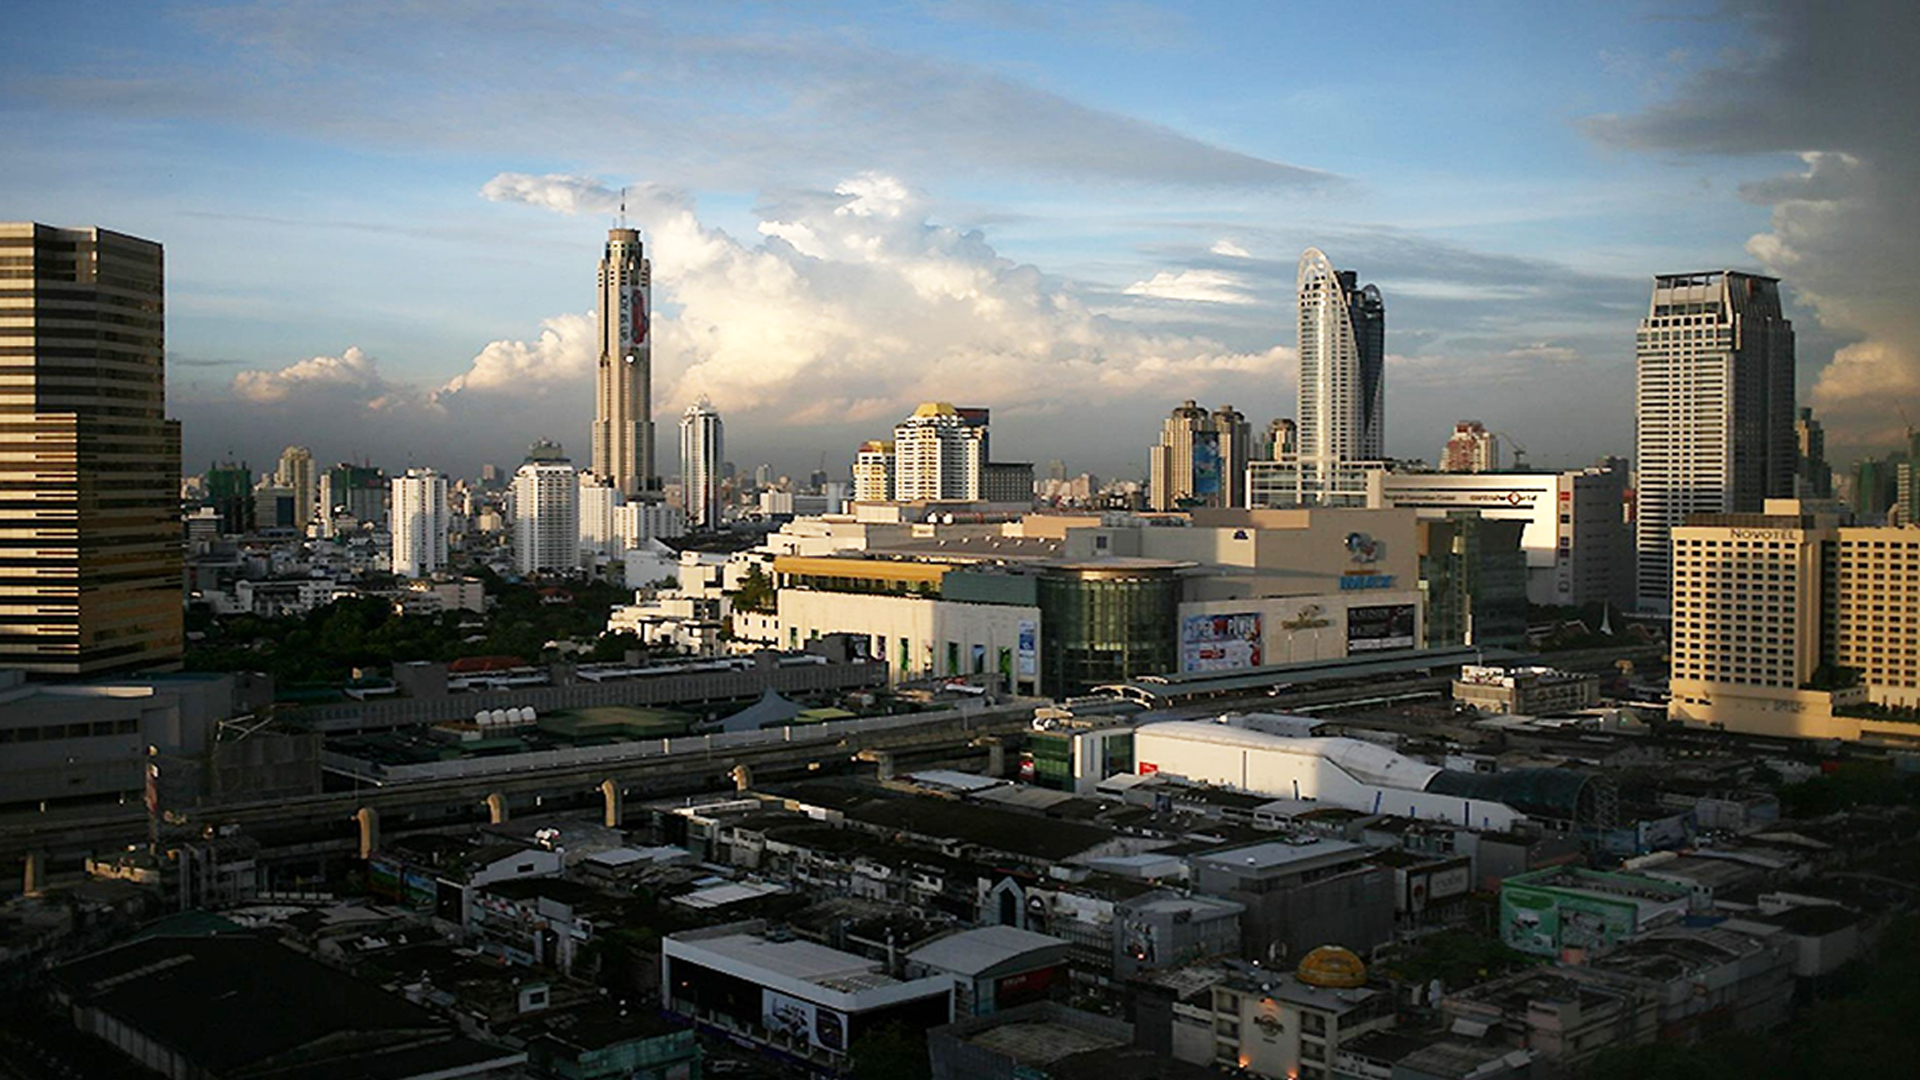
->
1138 762 1159 775
996 965 1061 1008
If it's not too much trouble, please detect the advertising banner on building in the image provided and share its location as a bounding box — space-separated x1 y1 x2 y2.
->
1181 612 1263 671
1017 620 1037 677
1500 886 1636 957
1346 603 1416 652
401 868 439 911
762 989 848 1053
1191 430 1221 498
994 964 1062 1010
368 856 402 900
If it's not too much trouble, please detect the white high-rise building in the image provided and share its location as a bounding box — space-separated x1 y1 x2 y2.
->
513 440 580 575
390 468 448 578
680 396 725 529
853 440 895 502
593 227 654 499
892 402 984 501
614 502 687 549
1253 249 1387 509
578 471 621 562
1297 248 1385 465
1634 271 1795 613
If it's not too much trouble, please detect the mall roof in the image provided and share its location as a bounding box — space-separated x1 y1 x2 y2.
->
1425 766 1597 821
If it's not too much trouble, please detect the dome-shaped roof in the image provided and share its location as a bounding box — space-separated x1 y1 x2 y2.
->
1295 945 1367 988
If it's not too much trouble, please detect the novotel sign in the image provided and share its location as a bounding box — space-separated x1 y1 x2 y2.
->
1728 529 1797 540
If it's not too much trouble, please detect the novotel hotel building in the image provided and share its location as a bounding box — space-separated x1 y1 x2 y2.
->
1381 465 1632 610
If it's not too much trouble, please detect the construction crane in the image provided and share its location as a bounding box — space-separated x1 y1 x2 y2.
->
1493 430 1529 471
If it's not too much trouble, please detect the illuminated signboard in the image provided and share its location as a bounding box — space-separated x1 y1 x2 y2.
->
1348 604 1416 652
1181 612 1262 672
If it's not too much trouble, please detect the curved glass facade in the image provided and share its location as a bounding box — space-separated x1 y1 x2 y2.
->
1037 564 1182 697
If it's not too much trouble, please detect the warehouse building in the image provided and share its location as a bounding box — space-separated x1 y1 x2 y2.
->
663 921 952 1067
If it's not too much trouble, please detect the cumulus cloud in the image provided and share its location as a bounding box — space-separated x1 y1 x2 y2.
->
1124 269 1256 305
477 170 1291 428
1585 0 1920 452
202 171 1296 470
437 313 597 399
231 346 403 407
1210 238 1252 258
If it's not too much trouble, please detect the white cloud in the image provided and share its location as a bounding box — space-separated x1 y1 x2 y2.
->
1210 238 1251 258
1123 269 1256 305
476 170 1289 427
231 346 402 407
221 172 1295 457
437 312 597 399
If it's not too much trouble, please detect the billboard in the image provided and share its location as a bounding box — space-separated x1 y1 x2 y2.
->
401 868 439 911
1500 885 1636 957
1181 612 1263 672
1191 430 1221 498
1017 620 1037 677
762 989 848 1053
1347 604 1416 652
368 856 402 900
994 964 1062 1010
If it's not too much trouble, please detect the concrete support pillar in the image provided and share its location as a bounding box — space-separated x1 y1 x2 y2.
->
856 749 895 783
23 849 47 895
355 807 380 860
486 792 510 825
600 779 624 829
731 764 754 793
975 736 1006 778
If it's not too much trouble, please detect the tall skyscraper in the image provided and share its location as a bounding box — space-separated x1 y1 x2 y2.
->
680 396 725 529
0 223 182 674
204 460 255 535
1297 248 1385 465
275 445 317 531
593 227 655 499
389 468 448 578
1147 401 1252 510
1633 271 1795 613
893 402 985 501
512 440 580 575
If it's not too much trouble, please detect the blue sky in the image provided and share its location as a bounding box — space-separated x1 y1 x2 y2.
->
4 0 1910 480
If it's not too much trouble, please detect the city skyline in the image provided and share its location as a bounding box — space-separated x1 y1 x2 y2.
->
4 1 1914 480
